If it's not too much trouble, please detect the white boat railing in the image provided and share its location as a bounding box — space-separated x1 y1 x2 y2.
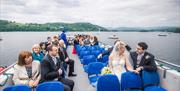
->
0 63 16 75
155 58 180 72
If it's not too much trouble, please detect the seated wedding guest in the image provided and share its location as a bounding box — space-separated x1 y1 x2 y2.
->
59 40 77 77
73 35 79 46
45 36 52 51
89 36 94 45
13 51 41 87
79 36 84 46
39 42 47 55
130 42 157 74
52 35 59 42
40 45 74 91
83 35 91 45
108 41 134 81
32 44 44 62
91 36 99 46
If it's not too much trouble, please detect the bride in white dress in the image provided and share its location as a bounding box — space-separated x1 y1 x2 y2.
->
109 41 134 81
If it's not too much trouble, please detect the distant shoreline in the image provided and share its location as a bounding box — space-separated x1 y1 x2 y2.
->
0 20 180 33
0 31 179 33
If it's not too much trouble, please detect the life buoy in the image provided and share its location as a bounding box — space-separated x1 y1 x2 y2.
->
0 67 4 72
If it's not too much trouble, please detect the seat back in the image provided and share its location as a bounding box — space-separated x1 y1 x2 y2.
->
87 62 105 76
94 45 100 49
84 46 91 51
97 74 120 91
77 46 86 55
3 85 31 91
36 81 64 91
121 72 142 90
98 55 109 63
144 86 167 91
80 46 87 51
82 55 96 65
91 50 101 58
142 70 160 87
80 51 90 58
99 48 105 53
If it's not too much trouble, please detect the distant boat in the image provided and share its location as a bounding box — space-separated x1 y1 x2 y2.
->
108 35 119 39
158 33 167 36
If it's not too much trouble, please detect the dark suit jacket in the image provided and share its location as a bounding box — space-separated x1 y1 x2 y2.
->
40 54 64 83
130 51 157 71
58 47 69 62
73 39 79 46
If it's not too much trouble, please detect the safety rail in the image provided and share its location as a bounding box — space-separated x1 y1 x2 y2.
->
155 58 180 72
0 63 16 75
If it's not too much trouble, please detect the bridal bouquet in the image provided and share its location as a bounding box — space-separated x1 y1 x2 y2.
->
101 67 112 75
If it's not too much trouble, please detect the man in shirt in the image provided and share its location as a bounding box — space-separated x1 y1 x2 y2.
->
130 42 157 74
40 45 74 91
58 40 77 77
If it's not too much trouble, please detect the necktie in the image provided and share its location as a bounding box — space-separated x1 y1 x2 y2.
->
53 57 57 65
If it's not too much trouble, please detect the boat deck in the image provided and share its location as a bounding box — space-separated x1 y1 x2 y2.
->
66 46 96 91
1 45 180 91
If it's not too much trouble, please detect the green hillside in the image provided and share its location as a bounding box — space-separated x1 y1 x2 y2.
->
0 20 108 32
1 20 179 32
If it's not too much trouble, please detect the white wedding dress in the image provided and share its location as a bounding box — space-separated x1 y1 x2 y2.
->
111 57 126 81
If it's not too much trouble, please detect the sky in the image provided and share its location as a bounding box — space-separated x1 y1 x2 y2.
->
0 0 180 28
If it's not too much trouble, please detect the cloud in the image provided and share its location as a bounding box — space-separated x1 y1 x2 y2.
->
0 0 179 27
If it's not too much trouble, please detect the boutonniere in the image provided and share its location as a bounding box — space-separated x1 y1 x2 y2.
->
145 55 150 59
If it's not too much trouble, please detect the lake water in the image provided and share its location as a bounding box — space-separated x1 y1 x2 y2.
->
0 32 180 67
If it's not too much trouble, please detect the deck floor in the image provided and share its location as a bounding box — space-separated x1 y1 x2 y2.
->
66 46 96 91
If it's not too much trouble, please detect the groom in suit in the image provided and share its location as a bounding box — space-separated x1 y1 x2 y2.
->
130 42 157 74
40 45 74 91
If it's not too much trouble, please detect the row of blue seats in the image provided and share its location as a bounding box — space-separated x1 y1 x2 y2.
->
3 81 64 91
75 45 108 73
75 45 167 91
76 45 105 58
75 45 104 51
3 71 166 91
75 45 108 64
85 62 105 86
84 61 166 91
81 60 167 91
97 71 167 91
75 45 108 86
81 55 108 65
75 45 113 87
